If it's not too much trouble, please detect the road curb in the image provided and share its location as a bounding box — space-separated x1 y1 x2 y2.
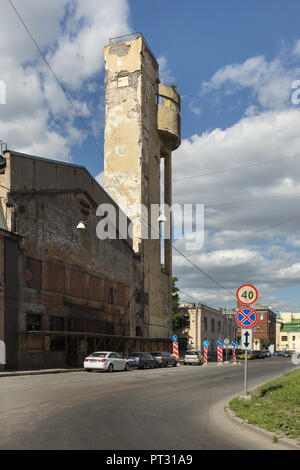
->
0 368 85 378
224 366 300 450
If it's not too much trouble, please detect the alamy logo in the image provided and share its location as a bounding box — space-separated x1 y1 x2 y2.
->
0 80 6 104
291 80 300 105
96 199 205 251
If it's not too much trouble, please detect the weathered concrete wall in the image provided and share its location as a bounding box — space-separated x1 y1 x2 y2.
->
0 152 143 368
104 36 181 339
0 232 5 369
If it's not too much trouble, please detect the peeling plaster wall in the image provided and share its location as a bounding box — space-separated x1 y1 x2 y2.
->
104 37 180 339
0 152 143 368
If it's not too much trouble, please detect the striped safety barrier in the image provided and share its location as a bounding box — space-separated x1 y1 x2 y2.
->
217 346 223 364
203 347 208 366
233 347 237 363
173 341 179 360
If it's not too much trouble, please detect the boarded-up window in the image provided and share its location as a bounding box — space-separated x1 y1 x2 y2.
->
70 270 84 298
45 262 65 293
50 316 65 331
71 319 87 332
26 257 42 290
115 324 126 336
105 322 114 335
87 275 103 301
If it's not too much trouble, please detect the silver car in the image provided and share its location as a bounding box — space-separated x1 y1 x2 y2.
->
184 350 204 366
84 351 130 372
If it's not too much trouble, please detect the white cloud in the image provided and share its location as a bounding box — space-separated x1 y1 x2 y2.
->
172 106 300 309
201 44 300 111
0 0 130 160
158 55 175 85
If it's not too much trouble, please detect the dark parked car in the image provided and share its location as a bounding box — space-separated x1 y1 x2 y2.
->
263 350 271 357
282 350 292 357
151 351 178 367
253 350 265 359
126 352 158 369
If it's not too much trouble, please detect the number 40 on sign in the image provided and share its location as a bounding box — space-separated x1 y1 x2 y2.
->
236 284 258 305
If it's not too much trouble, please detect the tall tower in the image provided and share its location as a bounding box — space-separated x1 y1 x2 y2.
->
104 33 181 338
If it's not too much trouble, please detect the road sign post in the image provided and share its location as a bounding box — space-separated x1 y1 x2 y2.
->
236 285 258 396
224 338 230 362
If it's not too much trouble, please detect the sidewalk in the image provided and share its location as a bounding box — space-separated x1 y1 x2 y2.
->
0 367 85 378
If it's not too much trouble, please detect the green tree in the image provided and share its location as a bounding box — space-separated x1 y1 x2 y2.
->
172 277 181 330
161 266 185 331
259 337 270 349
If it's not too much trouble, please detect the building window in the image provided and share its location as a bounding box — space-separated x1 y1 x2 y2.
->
211 319 215 332
204 317 207 330
156 94 180 113
136 327 143 337
218 321 221 332
260 314 264 320
260 326 264 332
253 327 257 332
26 313 42 331
281 336 288 341
50 316 65 331
108 288 114 305
135 290 142 304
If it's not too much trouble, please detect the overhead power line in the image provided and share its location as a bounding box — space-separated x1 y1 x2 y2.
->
5 1 258 302
174 154 300 183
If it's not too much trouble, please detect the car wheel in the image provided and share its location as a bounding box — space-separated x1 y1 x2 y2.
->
124 363 130 372
173 362 177 367
107 363 113 373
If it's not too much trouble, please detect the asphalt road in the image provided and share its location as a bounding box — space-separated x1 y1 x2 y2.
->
0 357 297 450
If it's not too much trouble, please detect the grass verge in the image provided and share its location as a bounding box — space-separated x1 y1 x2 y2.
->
229 368 300 444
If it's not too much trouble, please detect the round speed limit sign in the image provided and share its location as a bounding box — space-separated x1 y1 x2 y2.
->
236 284 258 305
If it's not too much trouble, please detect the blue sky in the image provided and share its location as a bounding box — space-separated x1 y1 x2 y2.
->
1 0 300 311
71 0 300 173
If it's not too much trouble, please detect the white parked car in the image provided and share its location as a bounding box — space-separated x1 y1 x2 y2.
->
183 350 204 366
84 351 130 372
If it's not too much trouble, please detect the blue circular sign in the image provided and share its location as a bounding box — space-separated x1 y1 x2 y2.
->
232 341 238 347
172 335 178 343
203 340 209 348
217 340 223 347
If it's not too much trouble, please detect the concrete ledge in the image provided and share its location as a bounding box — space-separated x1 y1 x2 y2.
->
225 403 300 450
224 366 300 450
0 368 85 378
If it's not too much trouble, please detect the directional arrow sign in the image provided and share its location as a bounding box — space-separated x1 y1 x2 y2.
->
241 329 253 351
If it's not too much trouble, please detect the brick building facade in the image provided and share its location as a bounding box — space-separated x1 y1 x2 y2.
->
0 151 170 369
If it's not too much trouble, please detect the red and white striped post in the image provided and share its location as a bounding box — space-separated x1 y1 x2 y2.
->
203 340 209 366
217 340 223 365
232 347 237 363
173 342 179 360
232 340 238 364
